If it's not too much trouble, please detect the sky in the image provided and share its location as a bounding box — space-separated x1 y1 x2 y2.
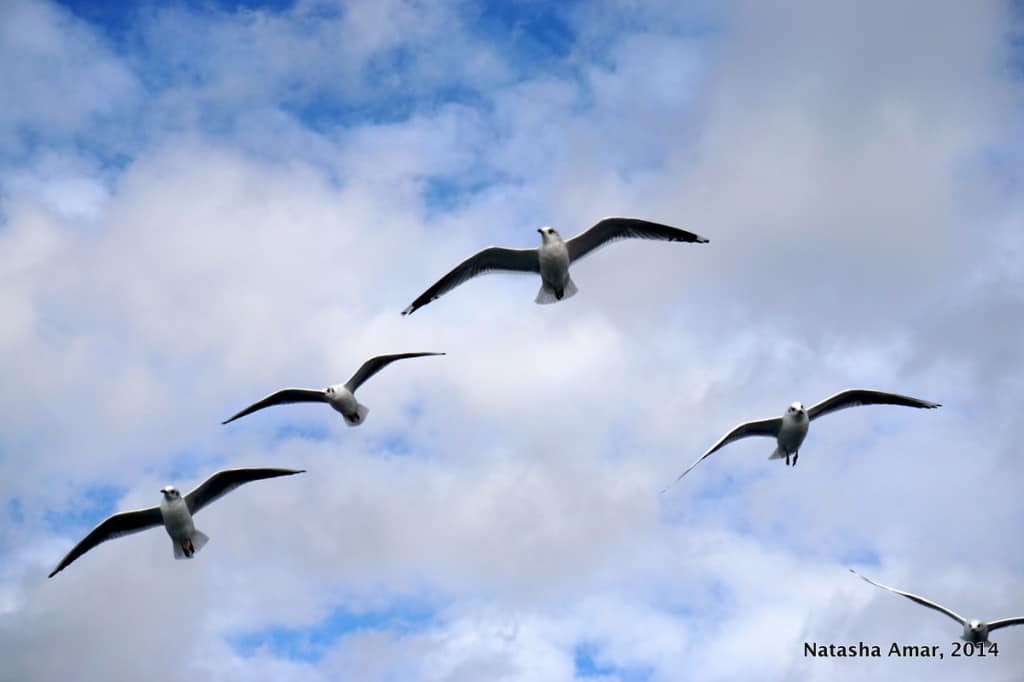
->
1 0 1023 680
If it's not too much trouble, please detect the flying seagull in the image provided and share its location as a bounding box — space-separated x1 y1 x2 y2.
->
664 389 940 488
851 569 1024 643
222 352 444 426
48 467 304 577
401 217 709 315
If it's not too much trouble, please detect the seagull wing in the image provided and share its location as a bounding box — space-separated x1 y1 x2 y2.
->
221 388 328 424
402 246 540 315
185 467 306 515
566 217 709 263
48 506 163 578
662 416 781 491
345 352 446 392
807 389 941 421
987 617 1024 632
850 569 966 625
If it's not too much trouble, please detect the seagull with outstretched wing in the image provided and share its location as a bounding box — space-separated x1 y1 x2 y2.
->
663 389 940 490
222 352 444 426
48 467 305 577
851 569 1024 643
401 217 709 315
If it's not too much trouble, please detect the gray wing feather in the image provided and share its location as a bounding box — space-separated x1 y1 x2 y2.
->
807 389 941 421
185 467 305 515
344 352 446 392
850 570 966 625
987 617 1024 632
402 246 539 315
48 506 163 577
662 416 781 491
221 388 328 424
566 217 709 263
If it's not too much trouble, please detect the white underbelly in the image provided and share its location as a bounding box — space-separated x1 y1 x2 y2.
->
161 503 195 541
777 419 809 453
538 247 569 287
328 388 358 418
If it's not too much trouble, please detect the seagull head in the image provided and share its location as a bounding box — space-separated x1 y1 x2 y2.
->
537 227 561 242
787 402 805 414
964 620 988 642
160 486 181 500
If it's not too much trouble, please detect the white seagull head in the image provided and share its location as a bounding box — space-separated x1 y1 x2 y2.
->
160 486 181 500
787 401 806 415
965 620 989 642
537 227 561 242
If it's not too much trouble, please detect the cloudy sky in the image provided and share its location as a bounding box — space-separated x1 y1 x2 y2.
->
2 0 1023 680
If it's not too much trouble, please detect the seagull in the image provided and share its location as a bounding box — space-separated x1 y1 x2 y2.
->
665 389 940 488
222 352 444 426
401 217 709 315
850 569 1024 643
48 467 305 577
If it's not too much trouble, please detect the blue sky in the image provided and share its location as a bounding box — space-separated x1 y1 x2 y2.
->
2 1 1024 681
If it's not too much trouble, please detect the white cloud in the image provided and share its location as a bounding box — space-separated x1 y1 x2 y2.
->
1 0 1022 680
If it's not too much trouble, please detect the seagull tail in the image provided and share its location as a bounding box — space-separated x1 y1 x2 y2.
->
172 529 210 560
768 446 786 460
343 403 370 427
535 277 578 305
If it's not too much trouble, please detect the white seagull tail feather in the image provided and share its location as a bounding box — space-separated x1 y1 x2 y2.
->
191 529 210 553
344 403 370 426
172 529 210 559
768 446 786 460
534 277 578 304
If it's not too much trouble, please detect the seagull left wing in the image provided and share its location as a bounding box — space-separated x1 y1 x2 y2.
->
185 467 305 515
49 506 164 577
345 352 446 392
662 416 781 492
402 246 539 315
987 617 1024 632
566 217 709 263
849 569 967 625
221 388 328 424
807 389 941 421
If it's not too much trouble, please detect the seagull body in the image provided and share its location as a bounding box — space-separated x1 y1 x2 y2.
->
401 217 709 315
159 486 204 559
666 389 940 487
536 229 574 302
851 570 1024 643
222 352 444 426
48 467 305 577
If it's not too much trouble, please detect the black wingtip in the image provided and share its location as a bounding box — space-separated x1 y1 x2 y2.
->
47 570 57 579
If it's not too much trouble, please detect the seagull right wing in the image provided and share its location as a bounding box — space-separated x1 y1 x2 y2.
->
221 388 328 424
48 506 164 578
807 389 940 421
662 416 781 491
344 352 446 392
401 246 539 315
849 569 967 625
986 617 1024 632
566 217 709 263
185 467 305 515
